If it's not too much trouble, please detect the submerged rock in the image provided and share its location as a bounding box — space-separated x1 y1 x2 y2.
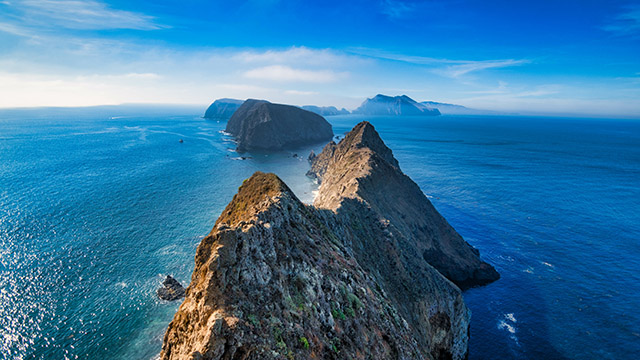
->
225 99 333 152
157 275 186 301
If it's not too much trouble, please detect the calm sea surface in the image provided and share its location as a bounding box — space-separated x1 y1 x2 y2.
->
0 107 638 359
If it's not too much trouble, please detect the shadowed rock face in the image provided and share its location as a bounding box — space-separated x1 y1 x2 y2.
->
354 95 441 116
226 100 333 152
161 171 471 360
308 121 499 290
204 98 243 119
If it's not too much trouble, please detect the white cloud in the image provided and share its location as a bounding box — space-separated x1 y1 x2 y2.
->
243 65 344 83
350 47 529 79
0 0 164 33
284 90 319 96
436 59 529 78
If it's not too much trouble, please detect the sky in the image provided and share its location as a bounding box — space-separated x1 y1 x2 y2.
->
0 0 639 117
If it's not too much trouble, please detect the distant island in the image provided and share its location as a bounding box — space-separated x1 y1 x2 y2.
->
225 99 333 152
161 122 498 360
300 105 350 116
203 98 243 119
203 95 493 120
353 94 441 116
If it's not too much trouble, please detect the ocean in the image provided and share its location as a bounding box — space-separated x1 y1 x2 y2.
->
0 107 638 359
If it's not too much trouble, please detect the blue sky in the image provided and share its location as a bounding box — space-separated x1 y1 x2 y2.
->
0 0 639 116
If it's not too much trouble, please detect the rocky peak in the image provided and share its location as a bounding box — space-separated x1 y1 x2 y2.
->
162 168 472 359
309 121 499 289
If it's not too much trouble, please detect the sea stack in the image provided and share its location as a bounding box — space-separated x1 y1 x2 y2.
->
161 122 499 359
203 98 244 119
308 121 499 289
225 100 333 152
354 94 441 116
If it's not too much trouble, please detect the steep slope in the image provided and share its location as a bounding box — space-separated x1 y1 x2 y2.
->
226 100 333 152
204 98 243 119
354 95 440 116
161 171 471 360
308 122 499 289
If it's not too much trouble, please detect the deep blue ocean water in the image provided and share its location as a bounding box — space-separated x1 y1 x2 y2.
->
0 107 638 359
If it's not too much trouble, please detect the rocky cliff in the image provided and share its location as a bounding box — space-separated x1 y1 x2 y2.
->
204 98 244 119
308 122 499 289
354 95 440 116
226 100 333 152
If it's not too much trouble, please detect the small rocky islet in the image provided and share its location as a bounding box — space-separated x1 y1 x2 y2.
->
159 117 498 359
224 99 334 152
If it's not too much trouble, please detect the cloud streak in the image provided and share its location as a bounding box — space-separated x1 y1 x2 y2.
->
437 59 530 78
602 5 640 35
0 0 164 34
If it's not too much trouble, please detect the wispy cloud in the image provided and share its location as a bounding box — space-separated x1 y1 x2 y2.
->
0 0 164 35
437 59 530 78
379 0 415 19
351 48 529 78
602 5 640 36
243 65 345 83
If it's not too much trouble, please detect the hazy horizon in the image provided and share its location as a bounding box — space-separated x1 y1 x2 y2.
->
1 0 639 117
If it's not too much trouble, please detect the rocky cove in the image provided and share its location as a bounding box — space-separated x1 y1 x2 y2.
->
160 121 498 359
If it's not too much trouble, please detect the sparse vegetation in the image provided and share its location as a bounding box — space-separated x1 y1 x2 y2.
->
247 314 259 327
299 336 310 349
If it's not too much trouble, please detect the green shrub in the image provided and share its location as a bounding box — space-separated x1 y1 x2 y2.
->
299 336 310 349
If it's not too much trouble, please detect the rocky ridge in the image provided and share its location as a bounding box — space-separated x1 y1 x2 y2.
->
308 122 499 289
226 100 333 152
161 122 498 359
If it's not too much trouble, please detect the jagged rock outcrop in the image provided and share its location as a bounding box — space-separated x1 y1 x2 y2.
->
301 105 350 116
161 171 471 359
161 122 500 359
354 95 440 116
157 275 186 301
226 100 333 152
204 98 244 119
308 122 499 289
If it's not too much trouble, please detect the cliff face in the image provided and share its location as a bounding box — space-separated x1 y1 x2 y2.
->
354 95 441 116
204 99 244 119
226 100 333 152
308 122 499 289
